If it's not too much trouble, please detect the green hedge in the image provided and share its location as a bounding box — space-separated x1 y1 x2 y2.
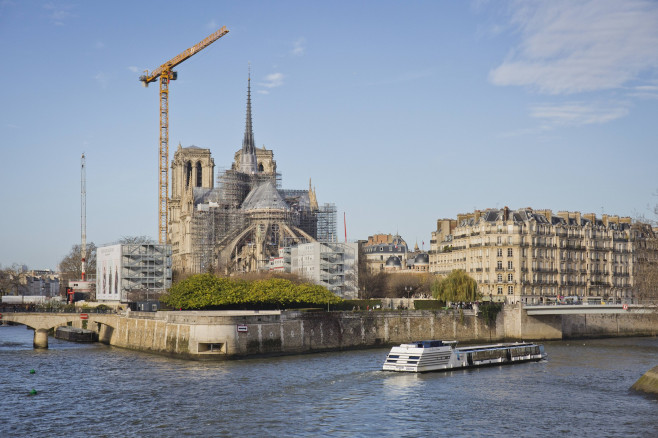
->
413 300 446 310
161 274 342 310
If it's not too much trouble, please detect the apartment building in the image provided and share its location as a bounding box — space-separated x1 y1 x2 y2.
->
429 207 654 304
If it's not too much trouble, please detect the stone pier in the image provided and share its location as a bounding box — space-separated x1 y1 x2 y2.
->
33 328 49 349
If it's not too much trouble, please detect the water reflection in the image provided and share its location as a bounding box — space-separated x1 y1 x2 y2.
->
0 326 656 437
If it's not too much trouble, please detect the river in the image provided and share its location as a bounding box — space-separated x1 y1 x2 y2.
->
0 325 656 437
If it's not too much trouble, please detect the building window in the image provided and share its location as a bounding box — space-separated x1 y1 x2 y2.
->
497 261 503 270
507 261 513 270
497 248 502 257
497 274 503 282
497 286 503 295
507 248 513 257
196 161 202 187
508 273 513 282
508 286 514 295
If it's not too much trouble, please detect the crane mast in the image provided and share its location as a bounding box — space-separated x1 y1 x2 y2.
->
81 153 86 281
140 26 229 243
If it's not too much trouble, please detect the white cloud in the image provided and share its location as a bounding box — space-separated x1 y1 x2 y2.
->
529 101 630 127
95 41 105 50
259 72 284 89
127 66 140 73
207 19 218 30
291 38 305 56
489 0 658 95
628 84 658 99
43 2 74 26
94 72 108 89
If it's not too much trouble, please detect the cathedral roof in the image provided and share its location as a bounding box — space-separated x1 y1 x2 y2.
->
241 180 289 211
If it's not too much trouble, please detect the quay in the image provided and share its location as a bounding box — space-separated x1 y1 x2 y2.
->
1 304 657 359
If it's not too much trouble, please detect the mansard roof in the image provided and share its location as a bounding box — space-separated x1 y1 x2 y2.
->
457 207 633 231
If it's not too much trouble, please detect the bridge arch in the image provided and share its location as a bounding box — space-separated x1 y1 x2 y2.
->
0 313 118 349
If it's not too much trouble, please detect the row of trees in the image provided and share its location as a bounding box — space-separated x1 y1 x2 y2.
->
359 272 434 299
358 268 480 303
162 273 342 310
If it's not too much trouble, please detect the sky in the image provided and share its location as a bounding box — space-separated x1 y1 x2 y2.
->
1 0 657 270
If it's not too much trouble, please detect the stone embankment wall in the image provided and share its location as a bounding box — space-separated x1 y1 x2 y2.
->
98 309 501 359
96 307 658 360
561 313 658 338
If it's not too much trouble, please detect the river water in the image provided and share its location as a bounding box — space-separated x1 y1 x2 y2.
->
0 325 656 437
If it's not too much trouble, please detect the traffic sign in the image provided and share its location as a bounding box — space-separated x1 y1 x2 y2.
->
80 313 89 320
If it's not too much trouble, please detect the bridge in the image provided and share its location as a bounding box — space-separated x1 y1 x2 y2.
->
523 304 656 316
0 312 119 348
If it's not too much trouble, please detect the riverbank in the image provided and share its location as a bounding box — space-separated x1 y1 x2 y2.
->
93 304 658 360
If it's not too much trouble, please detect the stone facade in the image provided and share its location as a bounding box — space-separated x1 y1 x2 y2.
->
168 145 214 272
362 234 409 273
167 77 333 275
429 207 656 304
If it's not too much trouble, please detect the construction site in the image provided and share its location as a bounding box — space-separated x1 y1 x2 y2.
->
90 25 351 301
156 29 339 277
186 163 338 274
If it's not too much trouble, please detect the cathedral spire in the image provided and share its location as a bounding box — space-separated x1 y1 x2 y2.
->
239 67 258 174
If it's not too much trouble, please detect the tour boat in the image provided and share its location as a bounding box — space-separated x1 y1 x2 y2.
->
382 340 546 373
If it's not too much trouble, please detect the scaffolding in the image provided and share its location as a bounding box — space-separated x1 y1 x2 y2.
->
121 244 171 290
317 203 337 243
189 166 325 273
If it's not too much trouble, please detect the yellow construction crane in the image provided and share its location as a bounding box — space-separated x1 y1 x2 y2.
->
140 26 229 244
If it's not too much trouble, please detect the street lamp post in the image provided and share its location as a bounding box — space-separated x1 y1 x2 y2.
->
405 286 413 309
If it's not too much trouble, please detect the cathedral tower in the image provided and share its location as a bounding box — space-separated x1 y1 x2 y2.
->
169 144 214 272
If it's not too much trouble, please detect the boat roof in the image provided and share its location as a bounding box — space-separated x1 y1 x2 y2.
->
400 340 457 348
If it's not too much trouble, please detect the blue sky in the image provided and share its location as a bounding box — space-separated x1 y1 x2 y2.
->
1 0 657 270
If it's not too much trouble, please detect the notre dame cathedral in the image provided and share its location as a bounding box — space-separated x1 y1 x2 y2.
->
168 75 336 275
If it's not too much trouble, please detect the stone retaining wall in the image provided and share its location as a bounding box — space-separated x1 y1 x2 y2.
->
96 307 658 360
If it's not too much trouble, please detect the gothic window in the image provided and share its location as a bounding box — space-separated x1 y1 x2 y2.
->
258 163 264 172
196 162 202 187
185 161 192 188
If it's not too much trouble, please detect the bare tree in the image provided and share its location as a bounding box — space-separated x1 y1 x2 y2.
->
633 223 658 304
386 273 433 298
0 264 26 296
58 243 97 295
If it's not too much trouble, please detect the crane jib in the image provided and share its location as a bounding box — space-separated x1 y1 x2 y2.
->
139 26 229 85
